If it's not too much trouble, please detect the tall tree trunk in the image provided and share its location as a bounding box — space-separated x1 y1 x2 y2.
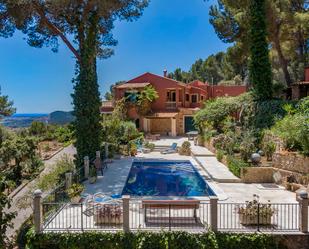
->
72 14 102 165
273 23 293 87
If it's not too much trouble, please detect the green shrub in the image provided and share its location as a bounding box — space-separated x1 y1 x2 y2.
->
262 140 276 161
194 97 240 130
179 141 191 156
271 114 309 155
239 132 256 162
213 133 237 155
29 121 47 136
25 231 285 249
226 156 249 177
297 96 309 115
144 141 155 151
66 183 84 199
216 150 224 162
37 155 74 191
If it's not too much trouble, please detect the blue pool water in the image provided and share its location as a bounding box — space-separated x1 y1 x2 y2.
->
122 161 216 197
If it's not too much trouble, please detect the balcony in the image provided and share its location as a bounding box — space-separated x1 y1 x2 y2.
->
165 102 177 110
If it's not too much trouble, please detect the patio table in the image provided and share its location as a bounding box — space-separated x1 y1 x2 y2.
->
186 131 198 141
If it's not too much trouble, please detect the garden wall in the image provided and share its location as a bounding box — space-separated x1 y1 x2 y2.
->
272 152 309 174
203 138 216 153
241 167 274 183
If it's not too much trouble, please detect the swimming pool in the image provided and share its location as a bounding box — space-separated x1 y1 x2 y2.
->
122 160 216 197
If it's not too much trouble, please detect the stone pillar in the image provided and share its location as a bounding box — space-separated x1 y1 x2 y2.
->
33 189 43 234
122 195 130 232
171 118 177 137
65 172 72 189
143 118 149 133
209 196 218 232
297 191 309 233
105 143 109 159
84 156 89 179
95 150 102 169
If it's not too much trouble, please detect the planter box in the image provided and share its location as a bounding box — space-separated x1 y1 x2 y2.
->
239 213 272 225
94 214 123 225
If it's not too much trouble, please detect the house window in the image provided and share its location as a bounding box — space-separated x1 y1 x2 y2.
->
201 95 204 101
124 91 138 103
167 90 176 102
185 94 190 101
135 119 140 129
191 94 198 103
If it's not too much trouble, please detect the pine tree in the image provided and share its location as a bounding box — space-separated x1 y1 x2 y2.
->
249 0 273 99
0 1 148 164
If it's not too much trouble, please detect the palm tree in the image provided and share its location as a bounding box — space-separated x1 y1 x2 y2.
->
136 86 159 115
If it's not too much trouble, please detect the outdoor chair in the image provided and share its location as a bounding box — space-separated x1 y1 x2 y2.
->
136 141 151 154
161 143 178 154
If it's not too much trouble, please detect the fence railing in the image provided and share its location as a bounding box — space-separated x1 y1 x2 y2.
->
42 201 123 232
34 196 308 234
129 201 211 232
218 202 300 232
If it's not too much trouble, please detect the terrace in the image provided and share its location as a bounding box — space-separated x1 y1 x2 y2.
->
35 137 308 234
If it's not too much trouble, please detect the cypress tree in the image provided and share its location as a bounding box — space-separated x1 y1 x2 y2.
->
72 14 101 164
249 0 273 100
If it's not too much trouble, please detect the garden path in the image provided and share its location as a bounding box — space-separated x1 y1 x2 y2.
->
6 145 76 239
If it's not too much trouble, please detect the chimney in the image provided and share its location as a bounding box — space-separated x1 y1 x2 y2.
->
163 69 168 77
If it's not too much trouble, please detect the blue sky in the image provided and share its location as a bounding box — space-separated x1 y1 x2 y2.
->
0 0 229 113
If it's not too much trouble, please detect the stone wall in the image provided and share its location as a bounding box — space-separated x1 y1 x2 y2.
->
177 108 196 135
150 118 171 134
273 152 309 174
241 167 274 183
277 234 309 249
203 138 217 154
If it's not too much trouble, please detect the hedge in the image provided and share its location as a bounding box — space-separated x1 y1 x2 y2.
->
26 230 286 249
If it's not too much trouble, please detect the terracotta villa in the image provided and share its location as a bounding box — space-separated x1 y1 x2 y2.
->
101 71 247 136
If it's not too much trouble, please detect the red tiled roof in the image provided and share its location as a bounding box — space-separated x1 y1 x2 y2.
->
188 80 209 86
115 82 150 89
127 72 187 87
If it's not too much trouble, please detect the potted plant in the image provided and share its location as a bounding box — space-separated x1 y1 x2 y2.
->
179 141 191 156
94 204 123 225
286 175 296 191
237 199 275 225
89 166 97 184
67 183 84 204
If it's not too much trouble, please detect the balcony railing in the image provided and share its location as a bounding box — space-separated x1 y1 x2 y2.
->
165 102 183 110
165 102 177 110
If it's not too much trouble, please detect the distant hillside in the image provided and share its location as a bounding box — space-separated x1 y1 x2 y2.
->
49 111 75 125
